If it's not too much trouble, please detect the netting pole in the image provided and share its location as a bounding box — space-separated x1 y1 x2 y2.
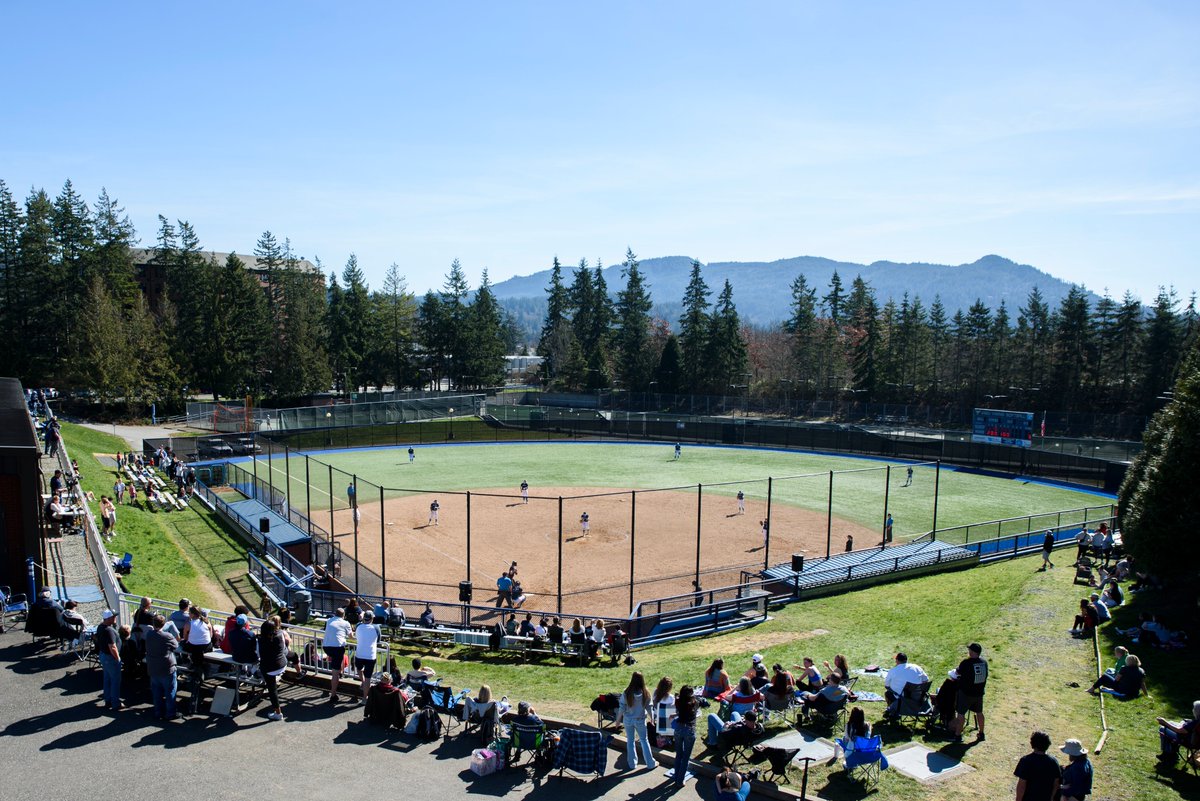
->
466 491 472 585
267 438 276 511
826 470 834 558
284 444 291 511
352 474 360 594
380 485 387 597
694 484 703 592
304 455 312 537
328 464 335 544
882 465 891 548
931 460 941 539
252 443 259 500
556 496 563 615
764 477 773 570
628 491 636 614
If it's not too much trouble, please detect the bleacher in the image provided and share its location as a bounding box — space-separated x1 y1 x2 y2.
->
760 539 978 596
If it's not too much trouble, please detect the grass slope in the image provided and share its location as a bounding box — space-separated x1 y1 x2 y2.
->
255 443 1109 540
61 423 252 610
377 554 1195 800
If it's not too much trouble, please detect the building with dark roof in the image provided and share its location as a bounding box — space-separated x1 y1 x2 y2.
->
129 248 322 311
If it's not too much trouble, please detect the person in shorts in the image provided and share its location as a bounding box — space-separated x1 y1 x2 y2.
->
951 642 987 742
354 611 381 705
322 607 353 702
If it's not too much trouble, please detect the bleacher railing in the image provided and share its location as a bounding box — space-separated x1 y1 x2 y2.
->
924 504 1117 546
193 477 312 587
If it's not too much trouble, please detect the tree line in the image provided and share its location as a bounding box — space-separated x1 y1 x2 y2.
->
538 258 1198 417
0 179 515 405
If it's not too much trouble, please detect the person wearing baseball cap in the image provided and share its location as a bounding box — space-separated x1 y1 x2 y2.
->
95 609 122 712
743 653 764 679
1058 738 1092 801
951 643 987 743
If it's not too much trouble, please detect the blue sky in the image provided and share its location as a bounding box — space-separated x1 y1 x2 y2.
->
3 2 1197 302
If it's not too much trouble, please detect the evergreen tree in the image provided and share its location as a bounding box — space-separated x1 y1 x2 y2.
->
655 334 683 394
76 277 130 403
1141 287 1183 410
786 274 819 388
326 270 347 393
417 290 447 388
614 248 654 390
440 259 471 387
0 180 26 378
337 253 371 392
464 269 507 387
705 279 748 393
537 257 569 379
590 261 613 357
91 188 139 307
823 270 845 324
850 287 881 398
1110 292 1144 407
201 254 269 400
19 189 56 383
1118 339 1200 580
1051 286 1092 409
1016 287 1051 394
989 301 1012 397
568 259 595 355
678 259 711 392
274 241 332 397
928 296 950 400
372 263 417 390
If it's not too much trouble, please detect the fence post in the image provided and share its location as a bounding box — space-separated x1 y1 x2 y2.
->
629 491 636 614
557 496 563 615
305 455 312 536
466 491 472 586
267 437 275 509
826 470 834 559
328 464 335 549
380 485 387 597
695 484 703 592
931 460 940 540
352 474 359 594
881 465 891 547
764 477 773 571
284 444 291 511
252 444 259 500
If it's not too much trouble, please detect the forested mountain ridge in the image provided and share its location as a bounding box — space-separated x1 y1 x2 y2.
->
494 254 1103 326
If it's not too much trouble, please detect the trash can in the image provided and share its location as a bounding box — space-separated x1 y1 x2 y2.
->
292 589 311 623
259 516 271 534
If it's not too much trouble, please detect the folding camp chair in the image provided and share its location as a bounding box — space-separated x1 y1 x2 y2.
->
423 685 464 740
802 694 848 730
462 697 499 743
553 727 609 779
749 745 800 784
889 680 935 732
842 735 888 787
715 718 765 769
0 586 29 631
507 721 548 768
590 693 622 732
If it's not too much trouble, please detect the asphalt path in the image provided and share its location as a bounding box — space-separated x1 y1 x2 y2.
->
0 631 728 801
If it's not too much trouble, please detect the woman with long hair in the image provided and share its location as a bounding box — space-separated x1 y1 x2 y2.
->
617 671 656 770
669 684 699 786
703 658 731 699
258 618 288 721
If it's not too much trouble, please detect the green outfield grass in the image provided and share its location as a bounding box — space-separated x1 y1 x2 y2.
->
249 442 1111 541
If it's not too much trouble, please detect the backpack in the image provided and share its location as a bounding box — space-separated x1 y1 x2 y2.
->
415 707 442 740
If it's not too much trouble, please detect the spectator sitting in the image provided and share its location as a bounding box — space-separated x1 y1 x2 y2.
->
792 657 823 692
705 708 761 748
714 767 760 801
386 601 405 630
365 672 405 729
589 620 607 658
750 663 770 691
372 600 388 620
764 666 795 710
567 618 587 652
513 700 543 727
344 598 362 625
505 614 518 636
1104 646 1128 677
404 657 436 687
729 677 764 715
168 598 191 633
823 654 850 683
418 605 435 628
228 615 259 665
799 672 848 711
1071 599 1098 638
547 617 565 650
60 599 88 636
1088 653 1145 698
1131 613 1171 647
834 706 872 757
1100 581 1123 608
703 658 731 699
518 613 535 638
1090 594 1111 623
742 653 764 679
884 652 929 709
1158 700 1200 764
532 617 548 643
1058 738 1093 801
222 605 251 654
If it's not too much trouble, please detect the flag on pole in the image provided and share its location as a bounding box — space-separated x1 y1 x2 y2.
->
1040 411 1046 438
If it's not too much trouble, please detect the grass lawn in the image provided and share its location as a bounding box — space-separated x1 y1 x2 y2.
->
250 442 1112 540
370 554 1197 800
60 423 254 611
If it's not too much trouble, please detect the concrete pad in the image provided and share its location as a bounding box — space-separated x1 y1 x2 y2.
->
884 742 974 783
761 728 837 762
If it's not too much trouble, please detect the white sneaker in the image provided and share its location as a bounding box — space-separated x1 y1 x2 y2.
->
267 711 283 721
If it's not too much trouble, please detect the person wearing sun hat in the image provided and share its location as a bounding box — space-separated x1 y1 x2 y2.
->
1058 738 1093 801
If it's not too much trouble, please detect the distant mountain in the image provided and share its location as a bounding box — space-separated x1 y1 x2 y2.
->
494 255 1102 337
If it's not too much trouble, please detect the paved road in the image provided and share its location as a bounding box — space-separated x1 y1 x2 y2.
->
78 422 186 452
0 631 729 801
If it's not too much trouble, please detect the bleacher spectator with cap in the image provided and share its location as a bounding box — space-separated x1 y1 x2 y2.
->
228 614 258 665
95 609 122 712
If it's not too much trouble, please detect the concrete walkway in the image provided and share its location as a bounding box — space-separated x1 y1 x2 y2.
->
0 632 730 801
78 422 191 453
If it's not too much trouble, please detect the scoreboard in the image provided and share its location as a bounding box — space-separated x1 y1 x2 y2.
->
972 408 1035 447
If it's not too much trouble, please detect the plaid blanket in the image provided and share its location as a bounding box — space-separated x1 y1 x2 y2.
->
554 728 609 776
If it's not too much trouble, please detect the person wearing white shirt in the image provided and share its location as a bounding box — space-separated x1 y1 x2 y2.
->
884 652 929 712
353 611 381 704
322 607 353 702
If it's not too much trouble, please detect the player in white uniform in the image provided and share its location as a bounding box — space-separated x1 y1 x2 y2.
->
737 490 745 515
580 511 590 537
520 480 529 504
428 499 440 526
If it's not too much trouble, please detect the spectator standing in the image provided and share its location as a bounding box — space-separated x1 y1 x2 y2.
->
667 684 699 785
354 611 381 704
951 643 988 742
144 615 179 720
1041 530 1056 570
95 609 122 711
1013 730 1060 801
618 671 657 771
258 617 288 721
1058 739 1093 801
322 607 353 702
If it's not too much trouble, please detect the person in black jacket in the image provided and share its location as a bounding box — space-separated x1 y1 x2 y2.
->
258 618 288 721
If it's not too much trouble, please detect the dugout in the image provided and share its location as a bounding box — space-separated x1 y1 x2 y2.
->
0 378 43 592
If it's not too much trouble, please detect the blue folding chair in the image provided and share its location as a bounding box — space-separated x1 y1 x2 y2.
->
1 586 29 630
841 735 888 787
